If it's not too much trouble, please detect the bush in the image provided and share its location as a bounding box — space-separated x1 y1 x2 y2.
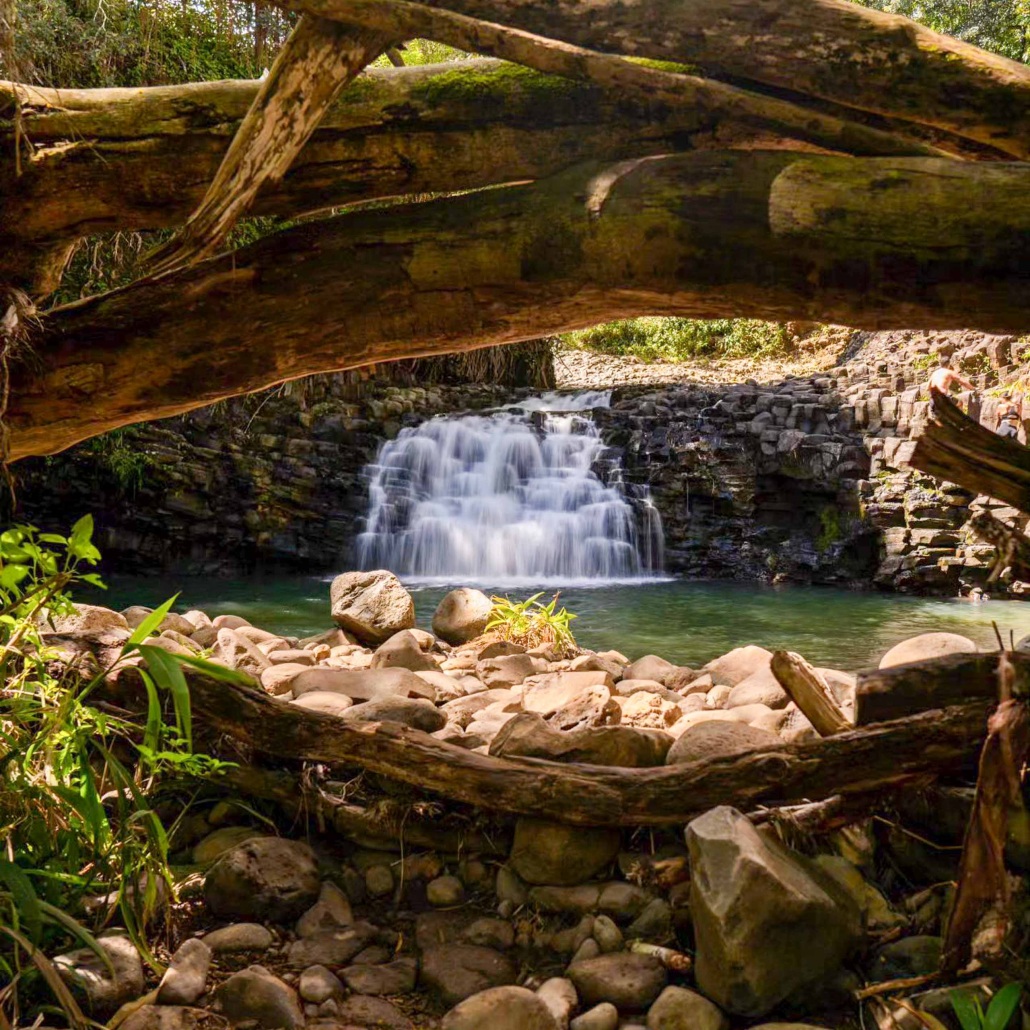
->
562 317 792 363
486 592 578 656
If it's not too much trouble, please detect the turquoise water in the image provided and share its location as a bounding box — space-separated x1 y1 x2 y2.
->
90 577 1030 672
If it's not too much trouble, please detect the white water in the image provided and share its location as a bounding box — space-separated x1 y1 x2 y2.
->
356 391 664 586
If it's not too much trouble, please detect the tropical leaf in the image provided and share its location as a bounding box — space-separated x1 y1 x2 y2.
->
985 983 1022 1030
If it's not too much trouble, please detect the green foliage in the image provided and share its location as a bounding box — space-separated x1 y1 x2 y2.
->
850 0 1030 63
816 507 844 552
84 428 152 493
0 518 242 1024
563 317 793 364
486 592 578 656
950 983 1023 1030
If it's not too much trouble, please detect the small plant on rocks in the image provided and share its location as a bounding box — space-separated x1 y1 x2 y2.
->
486 592 578 656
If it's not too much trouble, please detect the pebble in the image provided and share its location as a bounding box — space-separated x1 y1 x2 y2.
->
298 965 343 1005
365 864 395 898
591 915 623 954
427 874 466 907
202 923 273 953
157 939 211 1006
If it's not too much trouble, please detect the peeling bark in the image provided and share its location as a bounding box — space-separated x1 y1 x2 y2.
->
290 0 1030 158
10 152 1030 460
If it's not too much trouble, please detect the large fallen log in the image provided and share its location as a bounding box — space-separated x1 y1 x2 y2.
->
12 151 1030 461
178 668 993 826
286 0 1030 158
911 390 1030 515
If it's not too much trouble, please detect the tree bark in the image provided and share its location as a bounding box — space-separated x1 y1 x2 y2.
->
175 668 993 826
911 390 1030 515
147 16 395 275
285 0 1030 159
771 650 851 736
11 151 1030 460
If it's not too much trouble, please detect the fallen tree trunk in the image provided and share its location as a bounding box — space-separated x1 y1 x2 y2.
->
12 151 1030 460
911 390 1030 514
181 670 992 826
287 0 1030 159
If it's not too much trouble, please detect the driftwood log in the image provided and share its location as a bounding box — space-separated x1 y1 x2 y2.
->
172 668 996 827
771 650 851 736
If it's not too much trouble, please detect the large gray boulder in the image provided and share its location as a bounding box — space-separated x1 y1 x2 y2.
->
330 570 415 645
686 807 860 1017
878 632 977 669
510 818 621 885
204 837 321 923
433 589 495 645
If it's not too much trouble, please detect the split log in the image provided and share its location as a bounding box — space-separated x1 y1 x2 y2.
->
12 151 1030 460
175 667 994 826
771 649 851 736
855 651 1030 726
147 16 395 274
286 0 1030 158
911 390 1030 514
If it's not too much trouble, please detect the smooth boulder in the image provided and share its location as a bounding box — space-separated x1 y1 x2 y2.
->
686 807 860 1017
372 630 438 672
567 953 666 1011
878 632 977 669
341 695 447 731
442 985 560 1030
510 818 621 885
704 646 773 687
330 570 415 645
666 721 782 765
434 589 495 645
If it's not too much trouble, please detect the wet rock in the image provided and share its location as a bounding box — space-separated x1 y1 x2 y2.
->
372 630 439 672
428 874 466 907
537 977 579 1028
212 628 270 676
478 653 548 689
205 837 320 923
285 925 377 968
433 589 495 645
570 1003 619 1030
202 923 273 953
296 880 353 937
567 953 666 1011
510 818 621 885
421 944 517 1006
878 632 977 668
53 934 144 1018
329 570 415 645
704 646 773 687
157 938 210 1006
290 666 434 701
624 655 676 684
212 965 303 1029
298 965 343 1005
335 995 413 1029
686 806 860 1017
442 985 560 1030
340 957 418 995
341 695 447 731
666 721 781 765
646 986 729 1030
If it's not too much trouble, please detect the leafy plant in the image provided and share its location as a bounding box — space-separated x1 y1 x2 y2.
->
0 517 244 1026
948 983 1023 1030
486 592 578 656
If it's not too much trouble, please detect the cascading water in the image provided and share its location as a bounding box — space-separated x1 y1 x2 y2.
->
356 391 664 585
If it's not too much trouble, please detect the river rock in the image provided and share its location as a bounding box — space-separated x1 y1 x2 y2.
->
120 1006 206 1030
192 825 263 865
591 915 623 953
646 986 728 1030
260 663 310 695
478 653 547 688
666 721 781 765
205 837 321 923
536 978 578 1028
624 655 676 684
442 985 561 1030
570 1004 619 1030
267 648 315 666
285 924 377 968
433 589 495 644
330 570 415 645
157 938 211 1006
704 646 773 687
878 632 978 668
567 954 666 1011
289 691 354 716
48 603 129 638
421 944 517 1006
525 671 614 710
617 691 681 728
686 806 860 1017
335 995 413 1029
626 897 673 941
296 880 353 937
212 965 303 1029
212 628 270 676
870 936 943 979
428 874 466 907
550 684 622 731
665 667 700 692
341 695 447 731
443 688 515 726
289 666 434 701
510 818 621 885
298 965 343 1004
202 923 274 953
726 666 789 709
53 934 145 1018
372 629 439 671
570 653 625 680
341 957 418 996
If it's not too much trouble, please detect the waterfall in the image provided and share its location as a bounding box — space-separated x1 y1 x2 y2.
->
356 391 664 585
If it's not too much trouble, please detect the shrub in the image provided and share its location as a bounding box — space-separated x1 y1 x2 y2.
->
486 592 578 656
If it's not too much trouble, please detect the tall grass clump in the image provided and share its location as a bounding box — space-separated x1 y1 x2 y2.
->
486 593 578 656
0 517 243 1026
563 317 792 363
